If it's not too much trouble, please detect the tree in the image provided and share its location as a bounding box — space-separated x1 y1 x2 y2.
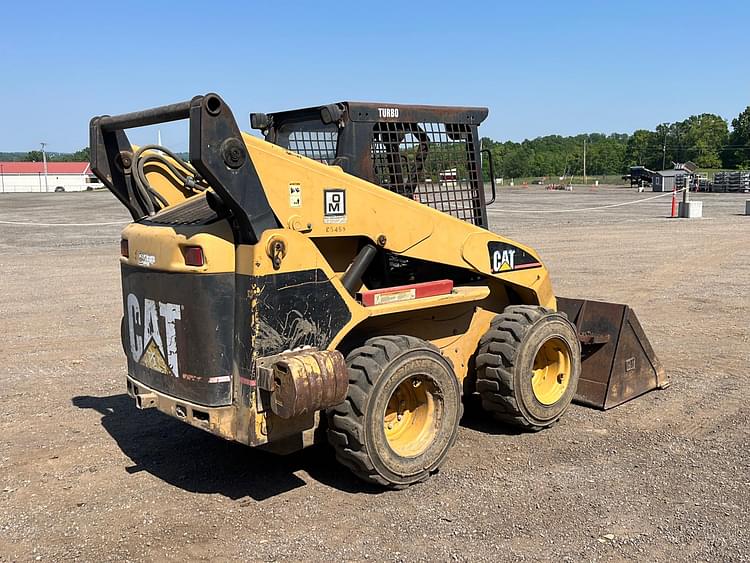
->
48 147 90 162
502 145 534 178
681 114 727 168
70 147 90 162
587 136 626 175
22 150 44 162
624 129 659 169
725 106 750 168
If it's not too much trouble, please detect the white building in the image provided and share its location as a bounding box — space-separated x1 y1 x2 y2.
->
0 162 103 193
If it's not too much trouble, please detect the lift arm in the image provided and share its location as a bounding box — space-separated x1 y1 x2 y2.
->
89 93 278 244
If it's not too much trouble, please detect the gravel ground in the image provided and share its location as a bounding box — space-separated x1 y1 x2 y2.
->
1 188 748 562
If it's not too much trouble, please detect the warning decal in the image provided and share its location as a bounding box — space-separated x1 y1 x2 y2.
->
324 189 346 224
289 183 302 208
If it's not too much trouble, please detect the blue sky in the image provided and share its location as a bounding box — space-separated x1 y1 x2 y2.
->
1 0 748 152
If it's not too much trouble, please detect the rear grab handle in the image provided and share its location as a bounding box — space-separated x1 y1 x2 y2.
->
97 100 193 133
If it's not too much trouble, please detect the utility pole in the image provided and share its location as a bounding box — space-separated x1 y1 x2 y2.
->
40 142 49 192
0 163 4 193
662 129 668 170
583 138 587 184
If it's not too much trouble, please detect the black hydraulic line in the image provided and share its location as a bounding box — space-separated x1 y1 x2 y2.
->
132 144 209 214
133 144 200 177
131 157 156 215
341 244 378 295
147 186 169 208
140 154 207 191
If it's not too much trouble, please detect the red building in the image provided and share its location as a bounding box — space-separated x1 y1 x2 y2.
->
0 162 101 193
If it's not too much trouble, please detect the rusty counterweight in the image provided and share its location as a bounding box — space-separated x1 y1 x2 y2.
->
256 349 349 419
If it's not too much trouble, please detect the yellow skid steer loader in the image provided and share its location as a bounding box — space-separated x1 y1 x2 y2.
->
89 94 667 487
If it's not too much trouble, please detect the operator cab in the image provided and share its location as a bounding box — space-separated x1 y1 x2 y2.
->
251 102 493 229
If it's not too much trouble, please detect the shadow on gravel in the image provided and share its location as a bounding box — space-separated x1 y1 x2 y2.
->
72 394 384 501
459 394 525 437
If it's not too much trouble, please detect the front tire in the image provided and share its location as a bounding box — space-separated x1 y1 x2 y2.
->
475 305 581 431
327 335 462 488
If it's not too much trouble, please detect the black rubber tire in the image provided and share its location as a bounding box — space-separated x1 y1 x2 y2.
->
475 305 581 431
326 335 462 488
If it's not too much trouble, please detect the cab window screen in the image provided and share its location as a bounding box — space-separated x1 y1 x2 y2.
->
371 121 483 225
278 121 338 165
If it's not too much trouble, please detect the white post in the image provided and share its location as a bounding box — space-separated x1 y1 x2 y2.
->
41 142 49 192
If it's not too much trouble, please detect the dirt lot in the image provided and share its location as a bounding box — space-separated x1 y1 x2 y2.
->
1 188 748 562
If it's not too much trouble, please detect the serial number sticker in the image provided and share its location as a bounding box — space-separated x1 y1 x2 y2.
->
374 288 416 305
289 183 302 208
137 252 156 267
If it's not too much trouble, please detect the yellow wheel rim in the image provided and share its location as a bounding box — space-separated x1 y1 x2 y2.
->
531 337 572 405
384 376 437 457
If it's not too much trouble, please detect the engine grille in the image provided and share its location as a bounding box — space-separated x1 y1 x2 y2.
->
143 195 220 226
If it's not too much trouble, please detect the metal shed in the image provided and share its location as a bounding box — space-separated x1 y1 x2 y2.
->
652 168 692 192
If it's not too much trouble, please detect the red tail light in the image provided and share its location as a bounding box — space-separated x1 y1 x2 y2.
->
184 246 205 267
120 239 129 258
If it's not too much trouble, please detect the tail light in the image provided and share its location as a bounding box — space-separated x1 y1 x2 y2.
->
183 246 205 267
120 239 129 258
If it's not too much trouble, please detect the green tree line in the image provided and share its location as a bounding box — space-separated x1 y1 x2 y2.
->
482 106 750 179
1 147 91 163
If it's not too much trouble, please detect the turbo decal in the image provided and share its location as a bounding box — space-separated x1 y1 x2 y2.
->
488 241 542 274
377 107 399 119
127 293 182 377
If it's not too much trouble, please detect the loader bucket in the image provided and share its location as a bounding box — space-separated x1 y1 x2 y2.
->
556 298 669 410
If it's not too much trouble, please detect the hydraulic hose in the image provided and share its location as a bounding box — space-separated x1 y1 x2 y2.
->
131 144 209 214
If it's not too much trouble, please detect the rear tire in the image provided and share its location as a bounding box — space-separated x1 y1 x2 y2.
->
475 305 580 431
326 335 462 488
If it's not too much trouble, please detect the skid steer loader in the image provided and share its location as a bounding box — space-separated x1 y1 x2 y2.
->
89 93 667 487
